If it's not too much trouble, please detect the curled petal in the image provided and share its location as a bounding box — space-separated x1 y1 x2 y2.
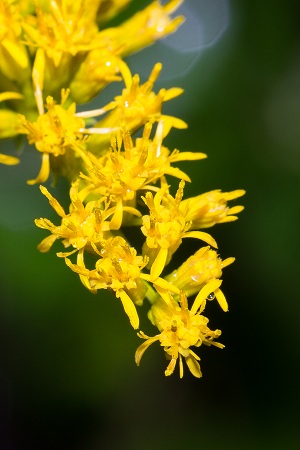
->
0 92 23 102
37 234 58 252
142 275 180 295
135 332 160 365
191 279 222 315
183 230 218 248
27 153 50 185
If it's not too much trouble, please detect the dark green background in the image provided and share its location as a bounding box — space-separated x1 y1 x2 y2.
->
1 0 300 448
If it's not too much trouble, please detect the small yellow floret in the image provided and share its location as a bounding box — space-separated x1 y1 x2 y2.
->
65 236 149 329
136 289 224 378
22 1 100 64
87 63 187 151
18 90 86 184
141 181 217 279
165 246 234 310
98 0 185 57
35 181 114 256
181 189 246 229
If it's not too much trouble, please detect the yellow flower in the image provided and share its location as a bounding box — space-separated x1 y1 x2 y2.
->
34 181 115 257
74 121 206 228
64 235 180 329
141 180 217 280
69 48 128 104
165 246 235 311
181 189 246 229
85 63 187 151
18 89 86 184
0 0 30 81
99 0 184 57
21 0 184 110
21 0 101 109
22 1 100 64
135 286 224 378
64 236 148 329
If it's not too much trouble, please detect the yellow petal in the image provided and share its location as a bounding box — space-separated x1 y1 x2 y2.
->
185 354 202 378
56 249 78 258
109 197 123 230
151 285 174 309
118 290 139 330
1 40 29 69
179 354 184 378
150 247 168 280
191 279 222 315
183 230 218 248
165 357 177 376
215 288 228 312
135 334 160 365
75 248 97 293
222 257 235 268
0 109 21 138
228 205 245 214
37 234 58 252
163 87 184 101
32 48 45 115
0 92 23 102
0 153 19 165
224 189 246 200
219 216 238 223
164 166 191 182
151 276 180 295
171 152 207 162
161 116 188 137
39 185 66 217
27 153 50 185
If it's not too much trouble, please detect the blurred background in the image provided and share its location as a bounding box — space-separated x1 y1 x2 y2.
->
1 0 300 448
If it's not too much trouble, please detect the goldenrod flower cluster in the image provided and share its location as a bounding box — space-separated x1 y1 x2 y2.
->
0 0 245 378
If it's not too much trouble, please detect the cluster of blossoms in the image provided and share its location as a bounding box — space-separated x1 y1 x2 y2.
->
0 0 245 378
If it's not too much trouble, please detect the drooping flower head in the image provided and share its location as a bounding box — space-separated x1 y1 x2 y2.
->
64 235 149 329
136 286 224 378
